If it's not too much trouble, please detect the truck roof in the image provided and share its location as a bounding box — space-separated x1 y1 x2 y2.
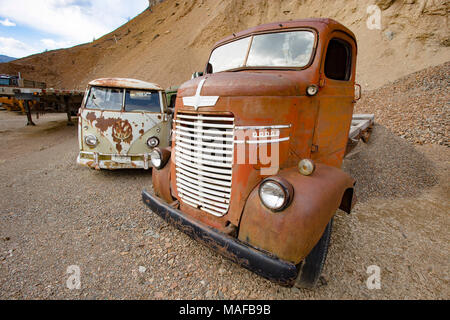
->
88 78 163 91
214 18 356 48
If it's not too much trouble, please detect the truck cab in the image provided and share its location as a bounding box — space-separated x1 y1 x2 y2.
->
77 78 171 170
0 74 18 87
143 19 372 288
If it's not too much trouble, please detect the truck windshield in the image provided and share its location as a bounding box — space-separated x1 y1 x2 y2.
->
124 90 161 112
209 30 315 73
85 86 123 111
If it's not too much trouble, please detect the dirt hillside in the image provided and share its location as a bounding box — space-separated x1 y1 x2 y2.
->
0 0 449 90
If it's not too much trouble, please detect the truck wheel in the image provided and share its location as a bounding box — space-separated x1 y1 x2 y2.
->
294 218 333 289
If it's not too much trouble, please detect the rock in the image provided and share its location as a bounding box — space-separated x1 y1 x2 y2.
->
139 266 146 273
143 229 160 239
385 30 395 40
375 0 396 10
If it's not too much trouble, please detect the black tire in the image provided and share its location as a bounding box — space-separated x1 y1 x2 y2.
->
294 218 333 289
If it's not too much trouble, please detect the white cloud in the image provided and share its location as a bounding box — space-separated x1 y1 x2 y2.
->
40 38 75 51
0 37 34 58
0 0 148 44
0 18 16 27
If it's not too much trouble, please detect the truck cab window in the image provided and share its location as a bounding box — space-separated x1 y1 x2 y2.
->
124 90 161 113
324 39 352 81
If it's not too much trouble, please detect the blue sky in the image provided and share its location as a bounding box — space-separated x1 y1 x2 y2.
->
0 0 149 58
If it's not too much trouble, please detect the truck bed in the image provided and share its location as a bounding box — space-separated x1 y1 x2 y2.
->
346 114 375 155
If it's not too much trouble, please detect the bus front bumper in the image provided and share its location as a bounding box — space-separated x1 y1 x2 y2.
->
77 152 151 170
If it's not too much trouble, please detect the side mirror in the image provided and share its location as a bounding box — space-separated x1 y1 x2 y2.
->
354 84 362 102
191 71 204 79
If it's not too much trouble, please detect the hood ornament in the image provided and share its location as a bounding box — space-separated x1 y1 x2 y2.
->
182 79 219 110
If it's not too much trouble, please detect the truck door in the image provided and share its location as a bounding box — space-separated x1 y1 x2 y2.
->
311 32 357 168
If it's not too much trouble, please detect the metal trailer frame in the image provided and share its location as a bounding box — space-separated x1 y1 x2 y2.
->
0 86 84 126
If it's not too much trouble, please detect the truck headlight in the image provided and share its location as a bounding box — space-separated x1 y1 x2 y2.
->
150 148 171 170
258 178 293 212
147 136 160 148
84 135 98 147
150 149 162 168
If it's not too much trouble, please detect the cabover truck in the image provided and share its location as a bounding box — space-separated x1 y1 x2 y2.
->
143 18 374 288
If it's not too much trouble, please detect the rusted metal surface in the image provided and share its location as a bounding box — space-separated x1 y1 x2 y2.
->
169 19 359 231
238 165 355 264
88 78 163 91
142 190 298 286
79 109 170 168
0 81 83 126
152 150 174 203
212 18 356 52
78 78 171 170
148 18 371 280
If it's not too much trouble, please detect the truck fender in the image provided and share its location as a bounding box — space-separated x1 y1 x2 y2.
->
152 148 173 203
238 164 355 264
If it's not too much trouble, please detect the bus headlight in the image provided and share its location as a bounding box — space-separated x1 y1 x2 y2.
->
258 178 293 212
85 135 98 147
147 137 160 148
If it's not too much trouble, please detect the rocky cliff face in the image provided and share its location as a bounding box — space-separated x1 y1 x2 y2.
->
1 0 448 90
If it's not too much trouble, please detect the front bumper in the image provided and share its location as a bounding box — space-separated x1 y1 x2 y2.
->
142 190 299 286
77 152 151 170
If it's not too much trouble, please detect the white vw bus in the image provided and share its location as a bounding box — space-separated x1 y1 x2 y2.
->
77 78 172 169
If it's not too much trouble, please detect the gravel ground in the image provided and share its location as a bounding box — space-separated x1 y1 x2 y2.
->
0 84 449 299
355 61 449 147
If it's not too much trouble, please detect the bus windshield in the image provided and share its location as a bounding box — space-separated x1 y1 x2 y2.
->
124 90 161 112
85 86 123 111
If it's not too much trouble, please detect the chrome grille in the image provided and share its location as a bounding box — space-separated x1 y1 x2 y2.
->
174 112 234 217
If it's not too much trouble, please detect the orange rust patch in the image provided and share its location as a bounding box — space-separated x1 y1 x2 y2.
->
111 119 133 153
96 116 117 132
112 120 132 142
86 112 96 123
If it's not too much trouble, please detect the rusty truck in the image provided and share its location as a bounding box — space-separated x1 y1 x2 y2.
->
142 18 374 288
77 78 172 170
